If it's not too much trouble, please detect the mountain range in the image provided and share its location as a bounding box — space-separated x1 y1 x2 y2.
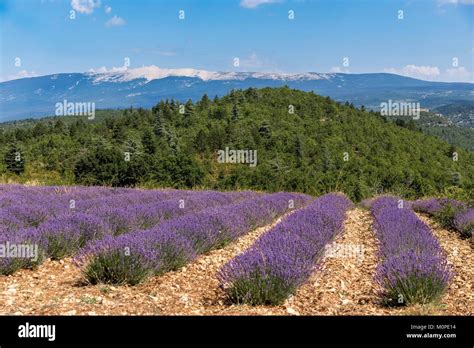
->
0 66 473 122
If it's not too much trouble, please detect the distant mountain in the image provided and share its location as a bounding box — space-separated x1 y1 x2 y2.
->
1 87 473 201
1 66 473 122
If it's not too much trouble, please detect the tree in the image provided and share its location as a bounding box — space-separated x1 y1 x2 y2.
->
258 121 271 138
1 86 473 202
199 94 210 109
32 122 48 137
74 147 122 186
232 104 239 121
4 143 25 174
212 107 227 120
184 100 195 119
244 88 259 101
119 155 149 187
294 136 303 167
142 129 156 155
53 119 67 134
154 110 165 137
172 151 204 187
69 119 86 137
194 129 208 153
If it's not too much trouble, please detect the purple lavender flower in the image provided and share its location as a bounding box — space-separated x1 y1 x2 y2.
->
218 193 352 305
0 228 45 275
77 192 312 285
371 196 453 306
453 208 474 238
37 213 111 259
412 198 446 215
412 197 471 237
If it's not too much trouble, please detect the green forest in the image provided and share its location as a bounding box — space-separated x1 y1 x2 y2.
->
1 87 473 202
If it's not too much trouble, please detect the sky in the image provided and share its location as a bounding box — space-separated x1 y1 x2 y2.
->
0 0 473 82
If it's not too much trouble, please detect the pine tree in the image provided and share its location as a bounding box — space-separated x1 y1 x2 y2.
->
294 136 303 167
195 129 207 153
232 104 239 121
154 110 165 137
184 99 194 119
53 119 67 134
142 129 156 155
199 94 210 109
4 143 25 174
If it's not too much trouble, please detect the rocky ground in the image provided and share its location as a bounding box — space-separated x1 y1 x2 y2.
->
0 208 472 316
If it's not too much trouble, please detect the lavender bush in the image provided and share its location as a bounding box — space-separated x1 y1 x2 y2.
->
80 231 196 285
0 228 45 275
453 208 474 238
36 213 111 259
0 184 260 274
77 192 313 285
218 193 352 305
413 198 472 238
371 197 453 306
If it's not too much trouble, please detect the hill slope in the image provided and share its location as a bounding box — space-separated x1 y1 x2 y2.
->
1 68 473 121
0 87 473 201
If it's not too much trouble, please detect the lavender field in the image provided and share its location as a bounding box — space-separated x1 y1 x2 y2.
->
0 185 472 316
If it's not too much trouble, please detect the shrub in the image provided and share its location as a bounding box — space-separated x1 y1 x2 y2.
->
83 250 154 285
219 193 352 305
0 229 46 275
37 213 110 259
372 197 453 306
453 208 474 238
77 192 313 285
413 198 472 238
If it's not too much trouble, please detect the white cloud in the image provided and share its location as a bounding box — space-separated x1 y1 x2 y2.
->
105 5 112 14
89 65 127 73
105 15 126 27
444 67 473 82
241 53 264 68
240 0 281 9
1 70 38 82
330 66 350 73
236 52 278 71
384 64 473 82
438 0 474 5
384 65 441 80
70 0 101 14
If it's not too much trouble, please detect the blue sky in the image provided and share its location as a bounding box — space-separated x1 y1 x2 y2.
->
0 0 473 82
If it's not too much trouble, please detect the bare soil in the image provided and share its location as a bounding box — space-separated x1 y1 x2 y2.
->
0 209 471 316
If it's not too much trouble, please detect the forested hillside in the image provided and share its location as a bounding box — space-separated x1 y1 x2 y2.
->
1 87 473 201
389 112 474 152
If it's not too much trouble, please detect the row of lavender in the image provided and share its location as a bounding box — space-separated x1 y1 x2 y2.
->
75 192 313 285
412 198 474 239
218 193 353 305
0 185 266 274
370 197 453 305
1 185 255 233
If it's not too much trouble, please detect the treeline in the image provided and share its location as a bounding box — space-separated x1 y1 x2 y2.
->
1 87 473 201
